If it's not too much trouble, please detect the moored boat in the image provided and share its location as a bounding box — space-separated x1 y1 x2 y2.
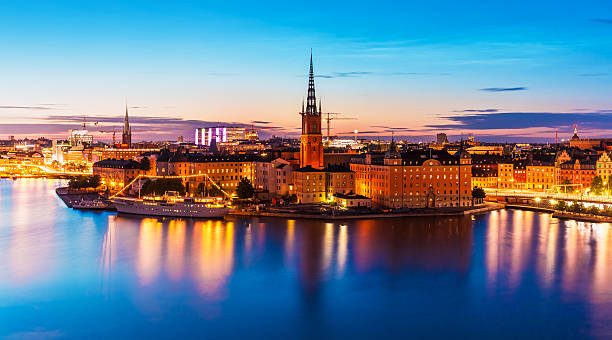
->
72 199 110 210
113 194 231 218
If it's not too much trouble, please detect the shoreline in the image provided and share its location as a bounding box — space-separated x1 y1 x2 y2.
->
228 203 504 220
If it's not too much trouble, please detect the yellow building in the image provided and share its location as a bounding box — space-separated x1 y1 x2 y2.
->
498 163 514 189
526 165 555 191
293 166 326 203
597 152 612 184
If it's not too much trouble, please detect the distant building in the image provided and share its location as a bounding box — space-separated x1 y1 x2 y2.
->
69 128 93 147
194 126 248 146
569 125 612 150
436 133 449 145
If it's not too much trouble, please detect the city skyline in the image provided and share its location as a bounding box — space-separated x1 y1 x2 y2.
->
1 1 612 142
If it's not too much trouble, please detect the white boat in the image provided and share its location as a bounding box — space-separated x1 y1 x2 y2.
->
73 199 109 210
113 193 231 218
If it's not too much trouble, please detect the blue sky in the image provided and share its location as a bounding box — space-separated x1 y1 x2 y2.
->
1 0 611 142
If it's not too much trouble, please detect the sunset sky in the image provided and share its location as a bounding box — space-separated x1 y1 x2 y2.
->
1 0 611 142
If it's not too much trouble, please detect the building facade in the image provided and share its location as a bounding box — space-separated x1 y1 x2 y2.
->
350 146 473 209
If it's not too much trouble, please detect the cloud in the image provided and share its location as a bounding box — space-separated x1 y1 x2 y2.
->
315 71 450 79
479 87 527 92
317 71 372 78
207 71 237 76
453 109 499 113
384 72 452 76
251 120 271 124
0 105 55 110
2 115 294 141
578 73 609 77
427 111 612 132
591 18 612 24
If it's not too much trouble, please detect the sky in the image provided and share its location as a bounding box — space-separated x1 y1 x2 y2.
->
1 0 611 143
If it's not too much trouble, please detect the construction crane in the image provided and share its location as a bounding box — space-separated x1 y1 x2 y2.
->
98 130 118 145
322 112 357 146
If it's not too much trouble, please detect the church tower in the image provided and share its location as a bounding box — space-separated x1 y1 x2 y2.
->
299 52 324 169
122 104 132 147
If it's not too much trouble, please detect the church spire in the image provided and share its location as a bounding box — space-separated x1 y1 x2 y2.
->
122 103 132 146
306 49 318 116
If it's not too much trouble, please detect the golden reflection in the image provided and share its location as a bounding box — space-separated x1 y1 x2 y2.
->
137 218 163 285
592 223 612 303
192 220 235 299
321 223 334 272
485 212 500 288
284 220 295 266
538 213 558 290
100 215 117 289
336 224 348 276
166 219 186 281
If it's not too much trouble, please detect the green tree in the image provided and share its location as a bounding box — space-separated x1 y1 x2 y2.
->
591 176 604 195
141 178 186 196
88 175 101 188
69 175 99 189
236 177 254 199
560 179 574 193
570 202 585 214
472 187 486 204
554 200 568 211
587 205 601 215
208 185 224 197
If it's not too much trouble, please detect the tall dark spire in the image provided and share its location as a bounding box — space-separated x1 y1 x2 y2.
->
122 104 131 146
306 50 318 116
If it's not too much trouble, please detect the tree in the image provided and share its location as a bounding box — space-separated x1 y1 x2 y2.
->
587 205 601 215
141 178 186 196
236 177 254 199
140 157 151 171
554 200 568 211
195 182 207 197
472 187 486 204
69 175 100 189
569 202 585 214
88 175 101 188
591 176 604 195
560 179 574 193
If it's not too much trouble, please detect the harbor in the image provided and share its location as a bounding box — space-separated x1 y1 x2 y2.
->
2 178 612 338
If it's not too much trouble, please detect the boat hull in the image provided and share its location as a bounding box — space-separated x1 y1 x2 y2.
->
113 198 231 218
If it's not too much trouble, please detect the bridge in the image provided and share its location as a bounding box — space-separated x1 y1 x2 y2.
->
485 188 612 205
0 163 92 178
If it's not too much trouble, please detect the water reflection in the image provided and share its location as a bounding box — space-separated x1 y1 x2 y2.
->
4 179 612 338
192 220 234 299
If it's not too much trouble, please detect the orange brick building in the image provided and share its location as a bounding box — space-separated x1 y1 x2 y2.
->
350 144 473 209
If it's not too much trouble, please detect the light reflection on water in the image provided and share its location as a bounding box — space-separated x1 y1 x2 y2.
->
2 178 612 338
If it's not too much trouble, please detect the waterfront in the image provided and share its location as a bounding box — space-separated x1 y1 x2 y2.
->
2 179 612 338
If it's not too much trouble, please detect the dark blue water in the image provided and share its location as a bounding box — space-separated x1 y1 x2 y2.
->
1 179 612 339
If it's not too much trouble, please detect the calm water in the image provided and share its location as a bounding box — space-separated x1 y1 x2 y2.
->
2 179 612 339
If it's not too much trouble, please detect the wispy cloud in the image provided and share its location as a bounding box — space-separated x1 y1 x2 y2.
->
427 111 612 133
453 109 499 113
0 105 55 110
479 87 527 92
578 73 609 77
316 71 450 79
316 71 372 78
591 18 612 24
2 115 295 140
